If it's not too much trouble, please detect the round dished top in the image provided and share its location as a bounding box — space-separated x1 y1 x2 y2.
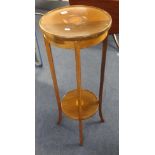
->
39 5 112 40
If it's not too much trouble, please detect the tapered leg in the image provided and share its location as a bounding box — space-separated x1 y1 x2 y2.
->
99 37 108 122
79 120 83 145
43 35 62 125
74 41 83 145
112 34 119 49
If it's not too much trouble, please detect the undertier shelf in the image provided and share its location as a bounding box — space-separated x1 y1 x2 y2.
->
61 89 99 120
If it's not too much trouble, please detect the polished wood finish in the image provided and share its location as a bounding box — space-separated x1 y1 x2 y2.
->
74 42 83 145
40 5 111 145
69 0 119 34
39 5 112 40
79 120 83 145
44 31 108 49
43 35 62 125
99 37 108 122
61 89 99 120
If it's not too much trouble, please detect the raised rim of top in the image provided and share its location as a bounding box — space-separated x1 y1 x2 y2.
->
39 5 112 41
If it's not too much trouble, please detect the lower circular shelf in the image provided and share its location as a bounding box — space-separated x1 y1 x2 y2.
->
61 89 99 120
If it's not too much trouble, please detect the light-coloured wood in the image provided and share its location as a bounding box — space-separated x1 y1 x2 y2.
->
43 36 62 125
39 5 112 41
44 31 108 49
61 89 99 120
74 41 83 145
79 120 83 145
40 5 112 145
98 38 108 122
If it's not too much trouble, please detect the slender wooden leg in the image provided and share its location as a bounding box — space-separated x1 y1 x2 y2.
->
99 37 108 123
74 41 83 145
43 35 62 125
112 34 119 49
79 120 83 145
